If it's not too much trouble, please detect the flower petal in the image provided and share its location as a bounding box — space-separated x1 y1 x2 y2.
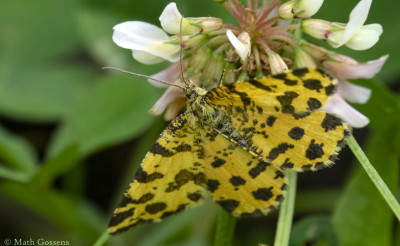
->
345 24 382 50
338 80 371 104
149 86 184 116
113 21 169 50
323 94 369 128
226 30 250 61
340 0 371 45
324 55 388 79
113 21 180 62
297 0 324 18
159 2 183 35
132 50 165 64
148 62 183 88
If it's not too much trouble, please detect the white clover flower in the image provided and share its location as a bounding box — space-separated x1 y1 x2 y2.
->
324 54 388 104
226 30 251 61
113 21 180 64
323 94 370 128
279 0 324 19
302 0 382 50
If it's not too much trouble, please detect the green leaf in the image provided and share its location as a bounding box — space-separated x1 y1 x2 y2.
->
290 215 338 246
1 181 104 244
47 73 159 158
0 61 98 122
0 125 37 181
31 145 81 186
0 0 79 63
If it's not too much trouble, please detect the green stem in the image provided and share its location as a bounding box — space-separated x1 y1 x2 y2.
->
93 231 110 246
348 135 400 221
274 171 297 246
214 206 237 246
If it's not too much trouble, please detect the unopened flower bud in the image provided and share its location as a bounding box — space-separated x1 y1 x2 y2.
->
294 49 316 68
302 19 344 40
279 0 324 19
267 50 288 75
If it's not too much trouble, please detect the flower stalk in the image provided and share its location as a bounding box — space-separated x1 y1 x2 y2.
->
273 171 297 246
214 206 237 246
93 231 110 246
347 135 400 221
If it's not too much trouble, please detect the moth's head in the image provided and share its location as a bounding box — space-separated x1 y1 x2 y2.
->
183 83 207 101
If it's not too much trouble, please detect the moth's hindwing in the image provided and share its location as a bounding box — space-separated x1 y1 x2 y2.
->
201 125 287 216
206 68 350 171
108 113 206 234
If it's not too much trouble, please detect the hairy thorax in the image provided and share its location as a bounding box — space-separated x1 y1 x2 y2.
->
184 85 250 149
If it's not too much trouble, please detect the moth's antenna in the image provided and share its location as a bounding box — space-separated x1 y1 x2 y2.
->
103 67 184 89
178 17 189 86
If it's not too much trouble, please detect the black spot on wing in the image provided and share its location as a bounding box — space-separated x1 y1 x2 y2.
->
149 141 174 157
280 158 294 169
288 127 305 140
109 207 135 227
268 143 295 160
321 113 343 132
249 162 268 178
135 166 164 183
211 157 226 168
248 79 273 91
229 176 246 186
274 170 285 179
306 139 324 160
207 179 220 193
145 202 167 214
273 73 298 85
292 112 311 120
174 143 192 152
252 187 273 201
165 169 205 192
276 91 299 114
292 68 309 77
218 199 240 213
307 98 322 110
226 84 252 106
119 193 154 206
303 79 323 92
266 115 277 127
325 84 335 95
187 192 202 202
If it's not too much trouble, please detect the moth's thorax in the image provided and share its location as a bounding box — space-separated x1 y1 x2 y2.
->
184 85 215 120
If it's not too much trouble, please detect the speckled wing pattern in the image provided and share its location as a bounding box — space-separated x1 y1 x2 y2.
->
201 125 287 216
206 68 350 171
108 113 207 234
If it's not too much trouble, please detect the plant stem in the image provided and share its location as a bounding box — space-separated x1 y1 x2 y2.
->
214 206 237 246
347 135 400 221
274 171 297 246
93 231 110 246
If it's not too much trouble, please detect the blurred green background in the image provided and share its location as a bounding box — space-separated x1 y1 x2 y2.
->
0 0 399 245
